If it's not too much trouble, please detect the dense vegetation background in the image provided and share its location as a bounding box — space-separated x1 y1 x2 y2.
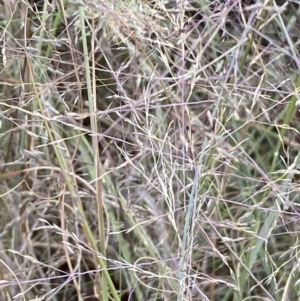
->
1 0 300 300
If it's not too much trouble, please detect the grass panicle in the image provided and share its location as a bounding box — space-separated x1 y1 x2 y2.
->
0 0 300 301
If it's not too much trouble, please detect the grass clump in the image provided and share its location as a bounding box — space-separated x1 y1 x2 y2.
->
1 0 300 300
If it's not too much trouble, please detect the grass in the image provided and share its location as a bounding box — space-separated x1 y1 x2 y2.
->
1 0 300 300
